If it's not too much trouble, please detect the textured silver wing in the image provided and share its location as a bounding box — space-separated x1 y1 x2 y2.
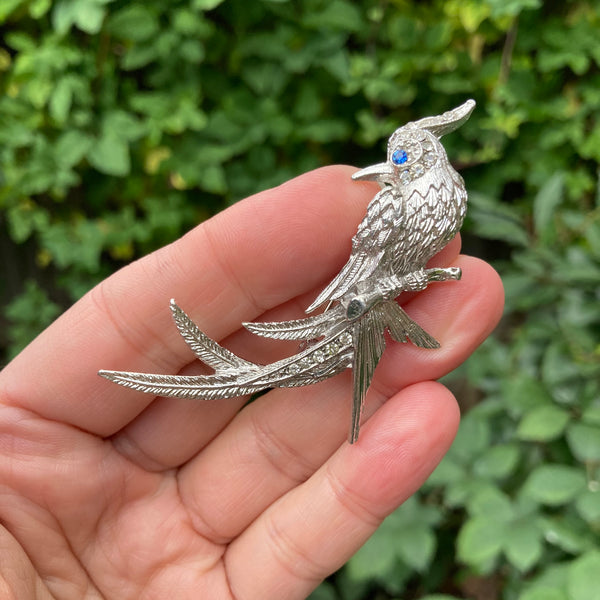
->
305 187 401 313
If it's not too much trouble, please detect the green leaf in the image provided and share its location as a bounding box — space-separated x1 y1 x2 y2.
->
198 165 227 195
566 423 600 462
241 62 288 96
540 514 596 554
29 0 51 19
533 172 564 243
503 520 544 572
523 465 587 506
39 221 102 270
517 405 571 441
302 0 363 32
87 134 130 177
445 479 494 509
300 119 351 143
0 0 26 23
457 516 504 566
307 582 337 600
449 413 491 463
582 401 600 426
4 281 61 358
396 524 436 572
25 77 53 108
4 31 35 51
192 0 225 9
466 486 514 521
426 454 467 486
520 588 566 600
567 551 600 600
7 201 50 243
485 0 542 18
542 342 582 387
75 2 106 33
503 375 554 417
575 489 600 525
107 5 159 41
450 1 491 32
54 130 93 168
473 444 521 479
467 193 529 246
49 77 74 124
420 596 464 600
103 110 146 142
52 0 112 35
120 43 159 70
345 524 398 581
521 563 570 600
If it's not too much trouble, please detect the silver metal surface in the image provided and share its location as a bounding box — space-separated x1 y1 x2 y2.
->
99 100 475 443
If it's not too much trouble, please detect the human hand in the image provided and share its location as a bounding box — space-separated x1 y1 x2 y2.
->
0 166 504 599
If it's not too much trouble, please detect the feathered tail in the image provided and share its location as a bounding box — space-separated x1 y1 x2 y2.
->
99 298 439 443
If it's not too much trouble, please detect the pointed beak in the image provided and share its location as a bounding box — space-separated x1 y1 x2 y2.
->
352 162 394 182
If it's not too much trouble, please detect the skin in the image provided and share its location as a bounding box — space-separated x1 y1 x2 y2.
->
0 166 504 599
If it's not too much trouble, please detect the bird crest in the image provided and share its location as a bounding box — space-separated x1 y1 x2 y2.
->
352 99 475 188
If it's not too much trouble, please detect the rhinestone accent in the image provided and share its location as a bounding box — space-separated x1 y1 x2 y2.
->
412 164 425 178
287 363 301 375
400 169 412 185
297 358 311 370
324 342 339 356
339 332 352 346
313 350 326 364
423 151 436 166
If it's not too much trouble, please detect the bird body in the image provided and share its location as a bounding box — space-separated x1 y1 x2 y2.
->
308 111 470 314
99 100 476 443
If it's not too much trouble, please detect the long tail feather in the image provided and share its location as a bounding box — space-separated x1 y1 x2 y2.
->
349 307 386 443
98 369 262 400
170 300 255 370
243 305 344 340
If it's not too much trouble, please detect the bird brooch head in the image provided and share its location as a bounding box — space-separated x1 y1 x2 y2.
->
352 99 475 188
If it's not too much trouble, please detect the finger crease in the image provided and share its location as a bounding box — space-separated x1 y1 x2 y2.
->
175 470 234 546
89 282 175 373
264 511 325 583
324 463 383 528
250 411 317 485
110 432 170 473
221 551 242 600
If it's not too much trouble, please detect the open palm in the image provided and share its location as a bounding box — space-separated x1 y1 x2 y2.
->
0 166 503 599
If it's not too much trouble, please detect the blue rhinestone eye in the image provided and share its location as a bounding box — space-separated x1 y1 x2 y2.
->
392 149 408 165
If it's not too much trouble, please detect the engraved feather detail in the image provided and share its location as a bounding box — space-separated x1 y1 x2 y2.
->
170 300 254 371
242 306 345 341
99 100 475 443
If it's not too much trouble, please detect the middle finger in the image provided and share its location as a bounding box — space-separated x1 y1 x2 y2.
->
176 255 503 542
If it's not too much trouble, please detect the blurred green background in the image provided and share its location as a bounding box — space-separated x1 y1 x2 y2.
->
1 0 599 598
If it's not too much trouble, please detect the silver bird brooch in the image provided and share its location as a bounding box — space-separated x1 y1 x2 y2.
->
99 99 476 443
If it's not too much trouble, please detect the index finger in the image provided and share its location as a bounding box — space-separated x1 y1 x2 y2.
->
0 167 384 435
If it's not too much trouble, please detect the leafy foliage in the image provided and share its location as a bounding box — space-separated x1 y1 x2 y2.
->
1 0 599 598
